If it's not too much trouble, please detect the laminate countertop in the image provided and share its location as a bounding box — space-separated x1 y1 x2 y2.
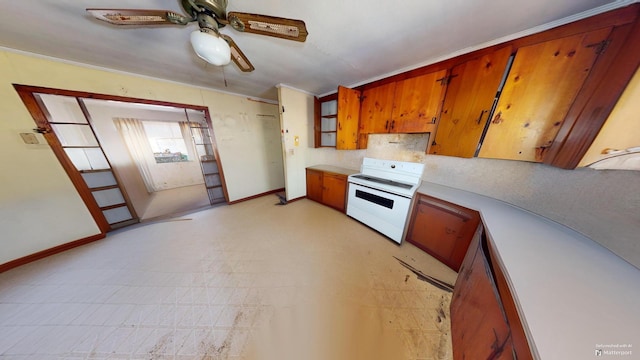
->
417 181 639 360
306 165 359 176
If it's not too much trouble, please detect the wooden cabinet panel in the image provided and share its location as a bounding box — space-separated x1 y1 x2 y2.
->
305 169 323 202
336 86 361 150
431 46 513 157
479 27 612 162
359 82 396 134
321 173 347 212
360 70 449 135
305 168 348 212
406 194 480 271
392 69 448 133
451 234 513 360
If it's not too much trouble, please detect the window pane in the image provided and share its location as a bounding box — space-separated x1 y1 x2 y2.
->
64 148 110 170
82 171 117 188
321 117 337 131
85 148 110 170
196 144 214 158
103 206 133 224
321 100 337 115
52 124 98 146
202 161 218 174
204 174 221 188
321 133 336 147
37 94 88 124
208 187 224 201
92 188 125 208
143 121 190 163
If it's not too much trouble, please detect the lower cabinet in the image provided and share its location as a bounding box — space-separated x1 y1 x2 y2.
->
305 168 348 212
451 226 533 360
451 227 515 359
406 193 480 271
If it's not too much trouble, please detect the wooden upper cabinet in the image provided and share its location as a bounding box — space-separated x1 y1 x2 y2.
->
360 70 448 135
360 81 396 134
479 27 613 162
431 46 513 157
392 69 448 133
336 86 361 150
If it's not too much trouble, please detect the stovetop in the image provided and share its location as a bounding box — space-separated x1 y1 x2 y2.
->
348 158 425 197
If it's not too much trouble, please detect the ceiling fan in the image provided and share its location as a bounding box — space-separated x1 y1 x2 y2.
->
87 0 308 72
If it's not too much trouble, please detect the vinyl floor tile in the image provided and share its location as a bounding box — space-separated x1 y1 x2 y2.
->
0 196 457 359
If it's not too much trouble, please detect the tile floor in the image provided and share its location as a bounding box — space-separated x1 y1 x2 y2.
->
0 195 457 360
140 184 210 221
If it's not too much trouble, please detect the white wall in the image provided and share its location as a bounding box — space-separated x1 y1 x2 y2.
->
0 49 283 266
206 97 284 201
277 86 316 200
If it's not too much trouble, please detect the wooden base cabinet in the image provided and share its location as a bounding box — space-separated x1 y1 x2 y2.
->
305 168 348 212
406 193 480 271
451 226 533 360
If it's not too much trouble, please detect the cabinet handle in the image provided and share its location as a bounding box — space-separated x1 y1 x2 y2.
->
476 110 487 125
391 120 395 130
338 121 342 130
385 120 389 129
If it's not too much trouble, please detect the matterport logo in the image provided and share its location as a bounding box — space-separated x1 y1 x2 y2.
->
595 343 633 357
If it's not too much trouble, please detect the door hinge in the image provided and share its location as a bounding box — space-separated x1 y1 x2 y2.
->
436 74 458 86
586 40 611 55
33 127 50 134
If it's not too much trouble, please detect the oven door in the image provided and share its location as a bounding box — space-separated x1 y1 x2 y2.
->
346 182 413 244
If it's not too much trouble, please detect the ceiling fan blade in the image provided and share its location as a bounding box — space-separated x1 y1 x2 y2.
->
221 35 255 72
86 8 192 25
226 12 308 42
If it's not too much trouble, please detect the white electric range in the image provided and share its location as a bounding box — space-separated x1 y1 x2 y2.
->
346 158 425 243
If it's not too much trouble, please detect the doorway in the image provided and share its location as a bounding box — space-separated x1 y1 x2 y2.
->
14 85 229 231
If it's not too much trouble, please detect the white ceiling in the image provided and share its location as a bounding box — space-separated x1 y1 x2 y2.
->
0 0 632 101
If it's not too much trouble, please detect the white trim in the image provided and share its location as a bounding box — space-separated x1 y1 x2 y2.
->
318 0 638 98
0 46 276 104
275 83 316 96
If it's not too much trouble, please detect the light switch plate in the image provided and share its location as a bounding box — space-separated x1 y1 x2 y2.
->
20 133 39 144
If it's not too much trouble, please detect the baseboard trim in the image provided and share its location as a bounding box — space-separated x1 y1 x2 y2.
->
227 188 286 205
0 233 106 273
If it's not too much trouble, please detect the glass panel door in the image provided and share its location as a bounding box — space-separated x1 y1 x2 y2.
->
186 110 227 205
36 94 138 229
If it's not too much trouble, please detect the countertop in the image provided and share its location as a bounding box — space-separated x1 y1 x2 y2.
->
306 165 359 176
417 181 640 360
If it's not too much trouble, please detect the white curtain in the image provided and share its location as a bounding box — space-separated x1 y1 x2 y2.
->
179 121 199 162
114 118 158 193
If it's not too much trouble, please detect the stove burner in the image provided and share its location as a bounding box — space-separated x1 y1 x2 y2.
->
351 174 413 190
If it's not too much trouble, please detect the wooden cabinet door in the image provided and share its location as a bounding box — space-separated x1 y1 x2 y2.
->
406 194 480 271
359 82 396 134
431 46 513 157
451 238 513 360
336 86 361 150
306 169 323 202
391 69 448 133
479 27 612 162
322 173 347 212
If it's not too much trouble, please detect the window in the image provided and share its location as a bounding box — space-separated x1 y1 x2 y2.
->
143 121 190 163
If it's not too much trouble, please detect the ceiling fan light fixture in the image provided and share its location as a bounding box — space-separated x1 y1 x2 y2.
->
190 28 231 66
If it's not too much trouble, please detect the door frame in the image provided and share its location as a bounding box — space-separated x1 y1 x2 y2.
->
13 84 230 231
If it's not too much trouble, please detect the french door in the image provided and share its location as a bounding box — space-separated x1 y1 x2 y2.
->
14 85 228 232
